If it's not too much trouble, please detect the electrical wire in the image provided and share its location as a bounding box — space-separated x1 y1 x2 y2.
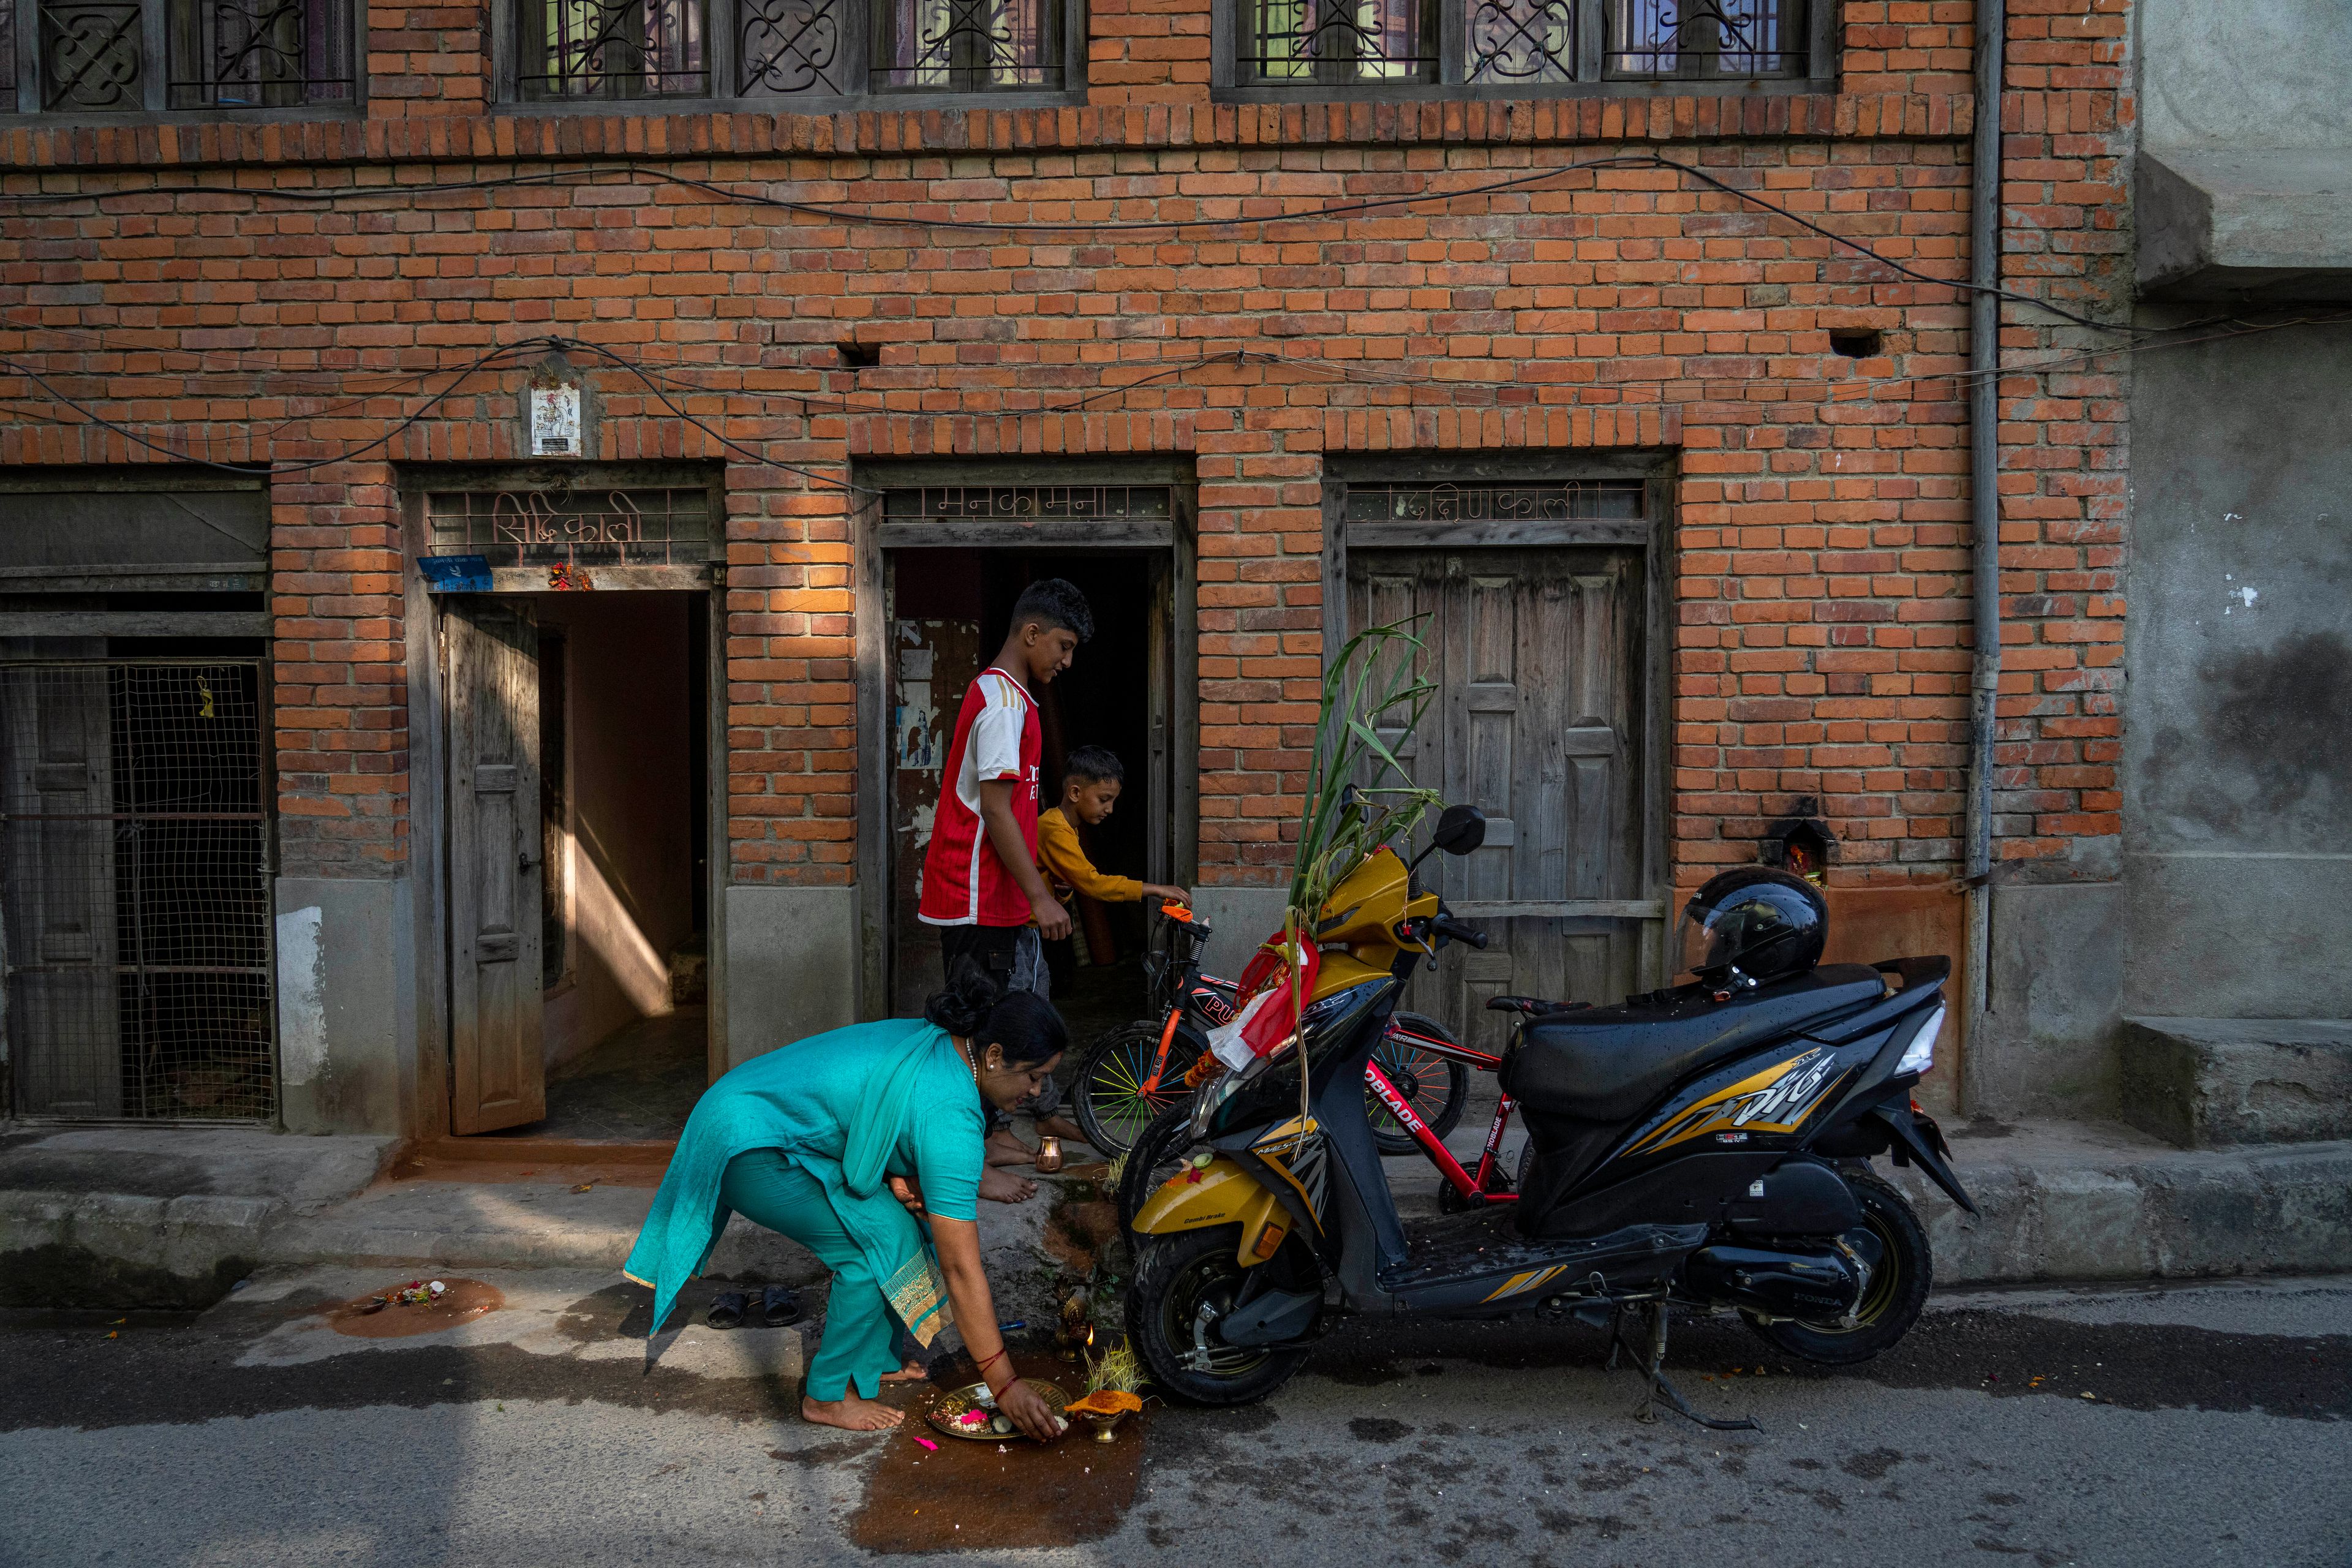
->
0 154 2127 331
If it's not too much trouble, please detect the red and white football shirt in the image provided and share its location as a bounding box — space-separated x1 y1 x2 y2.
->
918 666 1041 927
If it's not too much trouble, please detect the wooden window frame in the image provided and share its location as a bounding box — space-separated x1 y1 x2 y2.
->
3 0 362 119
487 0 1085 110
1212 0 1832 102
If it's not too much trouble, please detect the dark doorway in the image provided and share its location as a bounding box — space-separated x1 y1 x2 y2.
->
887 549 1169 1042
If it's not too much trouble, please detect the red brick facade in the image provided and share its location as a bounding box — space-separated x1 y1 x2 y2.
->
0 1 2133 895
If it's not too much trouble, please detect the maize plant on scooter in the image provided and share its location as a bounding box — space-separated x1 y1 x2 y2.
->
1120 619 1974 1426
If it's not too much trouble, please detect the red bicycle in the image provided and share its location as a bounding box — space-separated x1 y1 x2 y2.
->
1074 907 1471 1160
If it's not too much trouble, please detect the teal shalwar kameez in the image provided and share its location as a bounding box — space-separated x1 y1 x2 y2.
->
624 1019 984 1401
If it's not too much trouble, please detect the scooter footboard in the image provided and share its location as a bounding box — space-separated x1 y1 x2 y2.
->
1379 1220 1708 1316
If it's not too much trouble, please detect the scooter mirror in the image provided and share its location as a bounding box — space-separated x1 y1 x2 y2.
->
1432 803 1487 857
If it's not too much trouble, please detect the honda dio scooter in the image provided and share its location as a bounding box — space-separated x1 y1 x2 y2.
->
1122 806 1975 1426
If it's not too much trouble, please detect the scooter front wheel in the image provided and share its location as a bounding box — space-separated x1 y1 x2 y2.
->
1127 1228 1311 1406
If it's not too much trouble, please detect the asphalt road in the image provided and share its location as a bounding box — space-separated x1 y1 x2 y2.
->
1 1272 2346 1568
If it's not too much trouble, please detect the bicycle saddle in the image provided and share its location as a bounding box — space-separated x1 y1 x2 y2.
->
1485 995 1589 1017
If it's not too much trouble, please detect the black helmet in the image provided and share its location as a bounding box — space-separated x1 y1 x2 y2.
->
1676 868 1828 987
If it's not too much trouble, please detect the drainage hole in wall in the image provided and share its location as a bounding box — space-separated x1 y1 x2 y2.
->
1828 330 1883 359
839 341 882 369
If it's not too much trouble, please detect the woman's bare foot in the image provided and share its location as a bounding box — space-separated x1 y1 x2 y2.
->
802 1393 905 1431
879 1361 928 1383
979 1166 1038 1203
986 1128 1034 1167
1035 1114 1089 1147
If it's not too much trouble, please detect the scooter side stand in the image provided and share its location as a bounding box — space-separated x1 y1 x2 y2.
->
1608 1302 1762 1434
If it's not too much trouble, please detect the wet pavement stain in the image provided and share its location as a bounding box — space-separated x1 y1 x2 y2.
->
328 1280 504 1339
845 1355 1147 1553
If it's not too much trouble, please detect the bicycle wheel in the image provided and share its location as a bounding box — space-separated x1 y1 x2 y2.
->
1075 1020 1203 1157
1365 1011 1468 1157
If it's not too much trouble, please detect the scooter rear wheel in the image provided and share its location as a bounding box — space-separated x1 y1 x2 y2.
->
1746 1172 1932 1366
1127 1227 1311 1406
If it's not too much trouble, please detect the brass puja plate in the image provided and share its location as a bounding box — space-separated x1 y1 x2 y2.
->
924 1380 1073 1442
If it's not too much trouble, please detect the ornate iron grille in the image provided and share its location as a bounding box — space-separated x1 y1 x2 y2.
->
39 0 149 111
1 661 275 1123
168 0 355 107
881 485 1173 521
872 0 1058 90
1466 0 1575 83
424 486 715 567
518 0 709 99
1605 0 1806 78
739 0 846 93
1342 480 1646 523
1243 0 1437 82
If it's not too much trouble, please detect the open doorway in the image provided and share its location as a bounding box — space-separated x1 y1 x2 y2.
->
442 589 710 1141
887 550 1177 1047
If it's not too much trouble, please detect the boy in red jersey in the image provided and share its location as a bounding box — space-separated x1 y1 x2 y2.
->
919 579 1093 1182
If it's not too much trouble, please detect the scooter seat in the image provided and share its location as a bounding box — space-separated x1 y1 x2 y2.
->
1502 965 1885 1123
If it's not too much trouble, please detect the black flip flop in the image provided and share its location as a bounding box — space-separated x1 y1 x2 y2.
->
706 1290 748 1330
761 1285 803 1328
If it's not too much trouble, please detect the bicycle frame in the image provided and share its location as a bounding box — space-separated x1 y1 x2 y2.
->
1365 1050 1520 1207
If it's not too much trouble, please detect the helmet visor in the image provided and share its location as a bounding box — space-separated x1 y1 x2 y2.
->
1676 893 1798 979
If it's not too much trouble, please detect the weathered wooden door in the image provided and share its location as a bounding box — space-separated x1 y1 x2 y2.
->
1349 548 1656 1049
0 655 123 1115
446 601 546 1133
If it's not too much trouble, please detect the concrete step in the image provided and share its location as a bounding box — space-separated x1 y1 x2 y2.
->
5 1119 2345 1308
2119 1017 2352 1147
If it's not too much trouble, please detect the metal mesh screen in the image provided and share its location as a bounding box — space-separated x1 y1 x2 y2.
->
1 662 275 1121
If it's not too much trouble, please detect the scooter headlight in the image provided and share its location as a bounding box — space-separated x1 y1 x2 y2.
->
1894 1003 1947 1077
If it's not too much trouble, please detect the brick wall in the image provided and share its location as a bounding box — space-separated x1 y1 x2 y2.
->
0 3 2136 897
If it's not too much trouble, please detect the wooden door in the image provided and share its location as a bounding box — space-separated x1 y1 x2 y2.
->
1349 548 1654 1050
446 601 545 1133
889 605 983 1016
0 656 123 1115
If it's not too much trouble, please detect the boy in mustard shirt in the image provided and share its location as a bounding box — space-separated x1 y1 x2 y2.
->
1020 746 1190 1150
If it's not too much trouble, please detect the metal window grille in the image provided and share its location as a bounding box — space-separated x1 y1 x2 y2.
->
168 0 355 107
1243 0 1438 83
37 0 149 110
739 0 846 93
424 486 715 568
518 0 709 99
1466 0 1575 84
1341 479 1647 523
1 661 275 1123
1605 0 1806 79
871 0 1058 91
881 484 1174 521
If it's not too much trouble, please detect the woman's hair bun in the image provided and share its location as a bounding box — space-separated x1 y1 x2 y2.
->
923 959 1001 1038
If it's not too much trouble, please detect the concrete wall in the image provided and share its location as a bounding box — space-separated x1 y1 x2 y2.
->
537 595 695 1071
2138 0 2352 151
2124 326 2352 1022
722 885 859 1070
274 877 411 1136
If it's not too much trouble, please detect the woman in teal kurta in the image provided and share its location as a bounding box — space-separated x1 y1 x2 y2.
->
625 977 1068 1438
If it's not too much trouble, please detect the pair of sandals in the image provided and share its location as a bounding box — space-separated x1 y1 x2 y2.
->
706 1284 802 1330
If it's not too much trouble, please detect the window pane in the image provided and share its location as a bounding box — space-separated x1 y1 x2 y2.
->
0 7 15 110
521 0 709 98
38 0 149 110
168 0 355 108
1466 0 1575 84
1242 0 1435 83
872 0 1058 91
738 0 848 94
1607 0 1806 78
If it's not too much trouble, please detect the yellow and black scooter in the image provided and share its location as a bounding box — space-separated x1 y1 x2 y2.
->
1122 805 1968 1423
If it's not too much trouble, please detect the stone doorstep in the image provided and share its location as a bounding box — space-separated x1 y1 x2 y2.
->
3 1121 2348 1308
2117 1017 2352 1150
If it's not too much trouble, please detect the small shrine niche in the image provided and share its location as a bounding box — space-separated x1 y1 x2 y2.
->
1763 803 1836 883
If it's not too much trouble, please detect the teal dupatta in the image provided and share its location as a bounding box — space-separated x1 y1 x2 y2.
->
623 1021 962 1340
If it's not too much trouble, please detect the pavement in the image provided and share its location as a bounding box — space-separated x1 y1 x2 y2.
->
1 1270 2346 1566
4 1114 2349 1309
